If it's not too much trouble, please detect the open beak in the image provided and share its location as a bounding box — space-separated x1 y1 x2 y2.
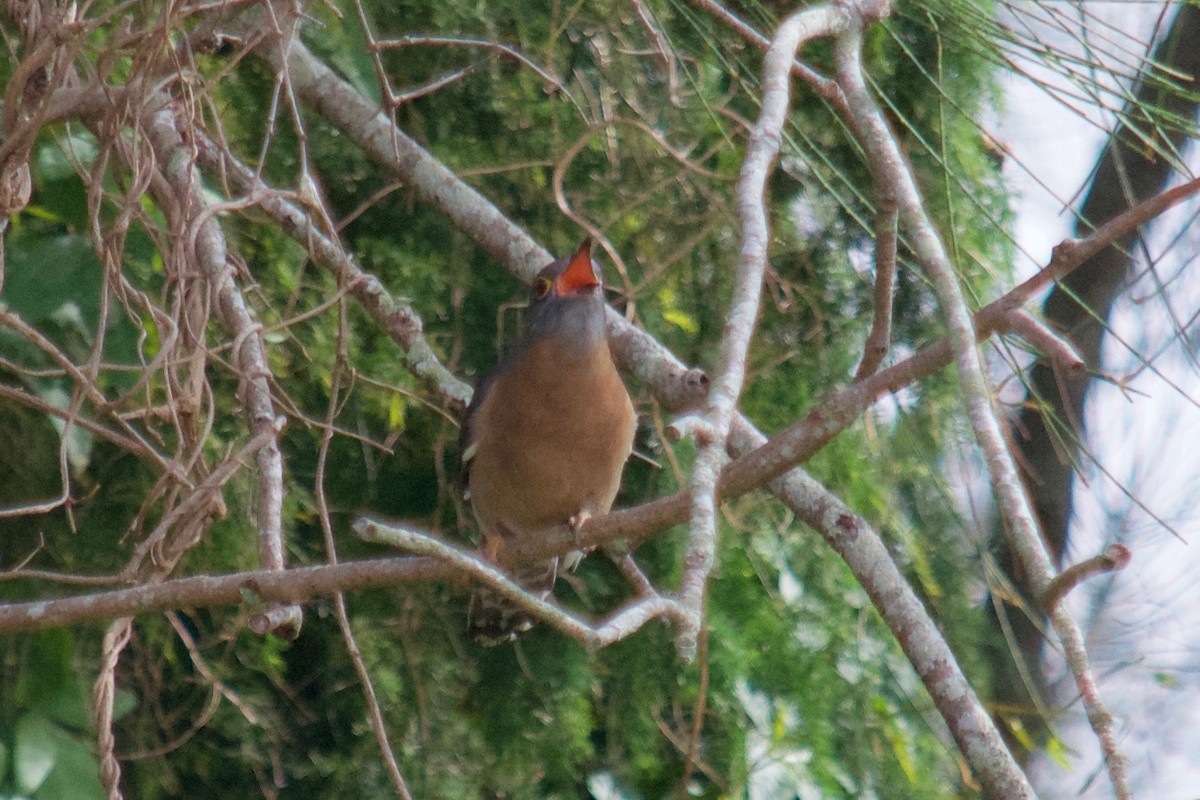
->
555 239 601 296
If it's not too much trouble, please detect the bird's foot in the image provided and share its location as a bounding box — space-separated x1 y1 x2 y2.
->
568 510 591 545
481 535 502 564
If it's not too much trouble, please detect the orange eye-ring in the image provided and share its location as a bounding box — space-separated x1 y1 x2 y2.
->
532 277 552 299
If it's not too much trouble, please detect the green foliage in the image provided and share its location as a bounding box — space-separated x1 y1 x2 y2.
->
0 630 129 800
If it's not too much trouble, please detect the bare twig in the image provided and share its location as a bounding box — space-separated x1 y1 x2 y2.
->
0 567 131 586
606 550 658 597
0 383 73 519
372 35 573 103
1042 543 1132 612
0 307 178 475
988 174 1200 318
116 686 221 761
315 301 414 800
853 187 898 380
688 0 847 113
166 611 261 725
653 707 727 788
1006 309 1085 372
389 64 478 106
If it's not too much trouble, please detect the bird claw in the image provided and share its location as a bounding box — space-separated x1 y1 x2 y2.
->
568 510 591 545
481 536 502 564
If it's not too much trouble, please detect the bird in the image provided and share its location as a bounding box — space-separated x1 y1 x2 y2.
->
459 239 637 644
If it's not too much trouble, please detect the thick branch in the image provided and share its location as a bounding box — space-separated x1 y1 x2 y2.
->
676 4 850 660
0 557 452 632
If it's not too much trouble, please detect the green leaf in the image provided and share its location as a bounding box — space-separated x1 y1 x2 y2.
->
11 714 104 800
35 133 98 182
1044 735 1072 770
388 392 407 432
13 715 57 795
1153 671 1180 689
30 728 104 800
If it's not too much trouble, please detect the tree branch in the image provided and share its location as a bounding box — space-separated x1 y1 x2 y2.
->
191 129 473 412
675 3 851 661
142 101 301 639
1042 544 1132 613
355 518 685 651
832 8 1130 796
727 418 1037 798
853 185 898 380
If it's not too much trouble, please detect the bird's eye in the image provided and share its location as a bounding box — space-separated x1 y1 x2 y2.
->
532 277 552 299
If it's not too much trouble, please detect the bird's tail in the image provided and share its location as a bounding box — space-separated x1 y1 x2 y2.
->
468 551 581 646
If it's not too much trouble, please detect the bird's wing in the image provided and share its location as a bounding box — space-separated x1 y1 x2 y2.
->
458 367 499 500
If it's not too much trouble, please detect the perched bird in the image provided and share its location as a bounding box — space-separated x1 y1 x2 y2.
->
460 240 636 644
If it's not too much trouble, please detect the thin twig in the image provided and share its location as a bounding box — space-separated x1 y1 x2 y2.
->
166 611 261 725
315 299 414 800
853 187 898 380
688 0 847 114
0 567 132 586
1006 309 1085 372
388 64 477 106
1043 544 1132 613
372 34 579 114
0 307 178 475
606 551 657 597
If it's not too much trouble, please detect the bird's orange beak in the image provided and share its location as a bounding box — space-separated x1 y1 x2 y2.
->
555 239 601 296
